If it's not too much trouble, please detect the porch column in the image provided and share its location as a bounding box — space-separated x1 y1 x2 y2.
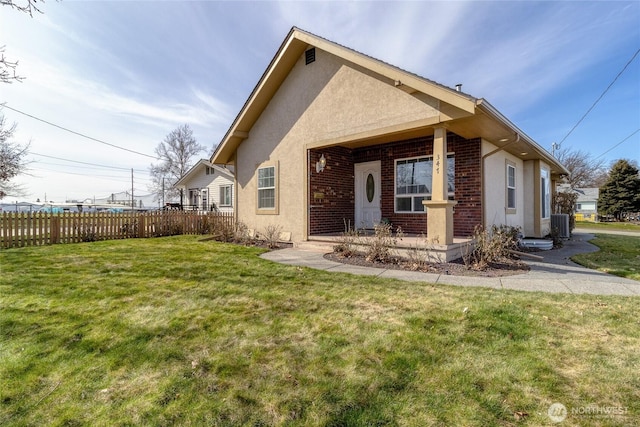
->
423 126 457 244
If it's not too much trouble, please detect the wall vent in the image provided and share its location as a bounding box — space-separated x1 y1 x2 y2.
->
305 48 316 65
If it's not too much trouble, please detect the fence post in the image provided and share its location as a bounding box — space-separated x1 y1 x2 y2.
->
138 212 146 238
51 216 60 244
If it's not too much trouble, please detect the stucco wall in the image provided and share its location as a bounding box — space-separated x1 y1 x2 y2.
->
522 159 551 237
236 48 447 241
482 140 525 231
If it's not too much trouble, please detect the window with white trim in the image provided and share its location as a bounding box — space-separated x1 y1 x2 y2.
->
220 185 232 207
201 189 208 210
506 163 516 211
257 166 275 210
541 168 550 219
395 154 454 213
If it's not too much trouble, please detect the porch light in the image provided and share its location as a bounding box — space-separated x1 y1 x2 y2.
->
316 154 327 173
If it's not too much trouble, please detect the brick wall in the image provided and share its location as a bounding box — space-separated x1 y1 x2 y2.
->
308 134 482 237
309 147 354 234
450 136 482 237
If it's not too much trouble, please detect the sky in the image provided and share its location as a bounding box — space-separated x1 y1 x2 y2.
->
1 0 639 205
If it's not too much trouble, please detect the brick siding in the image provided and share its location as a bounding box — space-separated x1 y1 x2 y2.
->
309 147 354 234
308 133 482 237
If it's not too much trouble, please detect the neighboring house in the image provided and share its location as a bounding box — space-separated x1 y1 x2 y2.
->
558 186 599 222
575 188 599 222
173 160 234 213
211 27 568 259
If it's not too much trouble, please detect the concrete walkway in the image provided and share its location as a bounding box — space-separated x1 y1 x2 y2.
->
260 231 640 296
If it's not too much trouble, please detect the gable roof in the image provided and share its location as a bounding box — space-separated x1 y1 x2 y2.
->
174 159 233 187
211 27 568 176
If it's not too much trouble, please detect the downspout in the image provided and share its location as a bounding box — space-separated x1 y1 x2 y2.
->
306 149 311 241
480 133 520 228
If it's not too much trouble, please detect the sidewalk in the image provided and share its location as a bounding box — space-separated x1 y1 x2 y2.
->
260 231 640 296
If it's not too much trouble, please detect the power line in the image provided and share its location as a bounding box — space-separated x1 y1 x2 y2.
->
593 128 640 160
28 166 136 183
2 104 158 160
558 47 640 146
31 151 148 173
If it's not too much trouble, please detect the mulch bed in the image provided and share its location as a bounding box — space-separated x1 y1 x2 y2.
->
324 252 530 277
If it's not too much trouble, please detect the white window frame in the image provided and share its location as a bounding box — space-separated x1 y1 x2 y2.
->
506 162 516 213
394 154 454 213
220 185 232 207
541 168 550 219
201 189 208 210
257 164 278 214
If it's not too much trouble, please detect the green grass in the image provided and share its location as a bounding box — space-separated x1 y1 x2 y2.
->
575 221 640 232
572 234 640 281
1 236 639 426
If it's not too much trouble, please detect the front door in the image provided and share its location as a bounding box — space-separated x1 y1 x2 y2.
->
355 161 381 229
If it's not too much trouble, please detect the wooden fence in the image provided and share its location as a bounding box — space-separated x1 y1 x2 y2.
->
0 211 234 249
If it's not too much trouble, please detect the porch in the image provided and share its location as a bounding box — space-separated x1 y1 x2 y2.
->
306 128 482 260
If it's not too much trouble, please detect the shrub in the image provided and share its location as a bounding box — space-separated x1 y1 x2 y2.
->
365 223 401 263
262 224 282 249
333 228 360 257
546 226 563 248
463 225 520 270
77 223 98 242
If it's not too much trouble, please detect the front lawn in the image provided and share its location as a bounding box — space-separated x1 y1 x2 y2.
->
575 221 640 233
572 234 640 281
1 236 638 426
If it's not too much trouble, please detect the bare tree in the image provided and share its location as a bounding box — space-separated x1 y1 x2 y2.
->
0 114 30 199
1 46 24 84
556 147 607 189
1 0 44 83
1 0 43 16
149 124 205 204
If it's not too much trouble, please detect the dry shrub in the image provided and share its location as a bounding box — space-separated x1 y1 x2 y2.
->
333 229 360 257
365 223 402 263
262 224 282 249
463 224 520 270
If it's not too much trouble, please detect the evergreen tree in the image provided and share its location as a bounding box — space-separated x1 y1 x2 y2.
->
598 159 640 220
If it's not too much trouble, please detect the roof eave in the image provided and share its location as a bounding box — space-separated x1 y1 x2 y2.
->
476 99 569 176
211 27 478 164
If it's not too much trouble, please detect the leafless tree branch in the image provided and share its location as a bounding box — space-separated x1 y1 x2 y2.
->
0 0 43 17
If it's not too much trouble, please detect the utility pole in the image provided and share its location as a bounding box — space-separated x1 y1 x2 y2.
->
551 142 561 158
131 168 134 209
162 177 165 208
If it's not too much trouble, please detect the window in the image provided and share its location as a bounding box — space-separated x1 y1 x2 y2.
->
220 185 232 207
188 189 198 207
395 154 454 213
201 189 208 210
205 166 214 175
541 168 550 219
506 163 516 211
257 166 276 210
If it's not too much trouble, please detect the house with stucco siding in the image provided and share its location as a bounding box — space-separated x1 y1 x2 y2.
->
211 27 568 260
